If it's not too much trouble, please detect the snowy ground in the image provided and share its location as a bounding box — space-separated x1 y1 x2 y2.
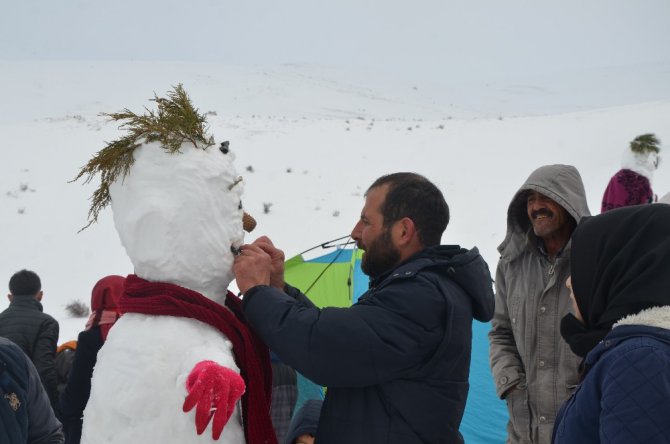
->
1 60 669 345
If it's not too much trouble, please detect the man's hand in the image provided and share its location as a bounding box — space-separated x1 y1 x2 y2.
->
233 243 272 294
183 361 246 440
251 236 286 289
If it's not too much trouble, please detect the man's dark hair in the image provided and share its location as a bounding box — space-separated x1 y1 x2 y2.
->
368 172 449 246
9 269 42 296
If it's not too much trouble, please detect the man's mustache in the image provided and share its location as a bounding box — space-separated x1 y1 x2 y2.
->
532 209 554 219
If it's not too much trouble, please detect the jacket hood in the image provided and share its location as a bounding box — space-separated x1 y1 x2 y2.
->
91 275 125 311
585 306 670 367
402 245 495 322
498 164 591 259
613 306 670 330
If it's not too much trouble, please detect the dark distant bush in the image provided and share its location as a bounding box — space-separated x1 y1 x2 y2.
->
65 300 89 318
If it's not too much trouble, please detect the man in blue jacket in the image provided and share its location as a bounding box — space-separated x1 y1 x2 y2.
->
234 172 495 444
0 337 64 443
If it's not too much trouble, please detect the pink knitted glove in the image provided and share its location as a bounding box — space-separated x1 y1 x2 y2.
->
183 360 246 440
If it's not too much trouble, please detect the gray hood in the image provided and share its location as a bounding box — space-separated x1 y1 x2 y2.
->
498 164 591 260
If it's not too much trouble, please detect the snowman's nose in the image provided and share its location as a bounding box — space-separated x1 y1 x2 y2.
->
243 212 257 233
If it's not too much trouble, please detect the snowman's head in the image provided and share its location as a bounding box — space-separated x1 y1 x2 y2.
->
622 133 662 180
75 85 254 301
109 141 249 300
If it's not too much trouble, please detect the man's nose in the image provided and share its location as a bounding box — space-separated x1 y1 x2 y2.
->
351 220 362 240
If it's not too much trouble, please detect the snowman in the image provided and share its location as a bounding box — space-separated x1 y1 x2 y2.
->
74 86 277 444
601 133 662 212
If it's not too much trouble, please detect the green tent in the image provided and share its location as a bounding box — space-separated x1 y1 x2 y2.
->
284 242 368 308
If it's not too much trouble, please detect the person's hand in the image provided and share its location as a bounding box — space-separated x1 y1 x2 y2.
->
251 236 286 289
233 244 272 294
183 360 246 440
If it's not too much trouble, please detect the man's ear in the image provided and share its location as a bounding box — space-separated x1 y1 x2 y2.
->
7 294 12 302
395 217 417 245
36 290 43 302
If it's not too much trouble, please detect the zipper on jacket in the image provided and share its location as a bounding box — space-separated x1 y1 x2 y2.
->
548 262 555 276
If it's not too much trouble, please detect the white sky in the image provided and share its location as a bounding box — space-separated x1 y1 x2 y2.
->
3 0 669 84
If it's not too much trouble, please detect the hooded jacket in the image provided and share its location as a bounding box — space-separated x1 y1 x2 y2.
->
553 307 670 443
0 296 59 409
0 337 64 444
489 164 590 444
243 245 494 444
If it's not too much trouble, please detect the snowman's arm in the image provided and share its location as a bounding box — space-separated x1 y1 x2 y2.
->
182 360 245 440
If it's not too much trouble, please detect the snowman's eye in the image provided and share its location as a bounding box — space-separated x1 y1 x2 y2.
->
238 201 243 210
219 141 230 154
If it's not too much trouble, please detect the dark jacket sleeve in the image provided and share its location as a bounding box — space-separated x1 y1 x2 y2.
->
284 284 317 308
25 351 64 444
59 328 104 444
243 276 446 388
33 317 59 408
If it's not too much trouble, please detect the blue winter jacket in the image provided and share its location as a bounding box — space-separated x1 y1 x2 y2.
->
0 337 64 444
243 245 495 444
553 322 670 443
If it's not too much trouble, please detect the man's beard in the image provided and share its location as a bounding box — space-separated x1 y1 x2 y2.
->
361 228 401 278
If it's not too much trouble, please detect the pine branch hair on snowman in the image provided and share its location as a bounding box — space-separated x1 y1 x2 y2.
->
72 84 215 230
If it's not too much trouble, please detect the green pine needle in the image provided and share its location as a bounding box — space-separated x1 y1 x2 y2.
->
630 133 661 154
73 84 215 231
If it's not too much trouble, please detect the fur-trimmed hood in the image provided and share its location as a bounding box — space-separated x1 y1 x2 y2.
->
613 305 670 330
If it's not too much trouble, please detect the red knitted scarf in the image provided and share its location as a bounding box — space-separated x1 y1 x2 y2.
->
119 274 277 444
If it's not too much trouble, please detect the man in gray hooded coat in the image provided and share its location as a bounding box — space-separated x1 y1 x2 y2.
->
489 164 590 444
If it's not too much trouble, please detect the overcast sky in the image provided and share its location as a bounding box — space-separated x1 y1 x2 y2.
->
2 0 669 83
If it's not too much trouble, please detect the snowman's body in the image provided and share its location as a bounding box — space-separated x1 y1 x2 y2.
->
81 141 249 443
82 314 245 443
